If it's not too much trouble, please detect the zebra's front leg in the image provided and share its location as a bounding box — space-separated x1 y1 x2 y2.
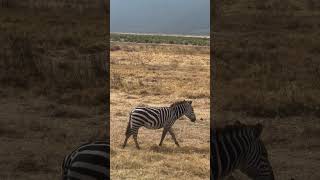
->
168 128 180 147
159 128 168 146
133 134 140 149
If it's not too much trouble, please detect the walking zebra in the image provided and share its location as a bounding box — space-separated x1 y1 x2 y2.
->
122 100 196 149
62 141 109 180
212 121 274 180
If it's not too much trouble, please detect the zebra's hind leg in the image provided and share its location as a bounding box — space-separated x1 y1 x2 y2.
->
159 128 168 146
168 128 180 147
133 134 140 149
122 134 131 148
123 119 133 148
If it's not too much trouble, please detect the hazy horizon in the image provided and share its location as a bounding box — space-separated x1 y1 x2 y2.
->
110 0 209 35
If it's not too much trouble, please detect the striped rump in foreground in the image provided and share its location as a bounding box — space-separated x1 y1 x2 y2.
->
212 121 274 180
123 100 196 149
62 141 109 180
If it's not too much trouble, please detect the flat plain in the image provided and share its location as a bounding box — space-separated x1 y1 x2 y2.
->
0 7 107 179
213 1 320 179
110 42 210 179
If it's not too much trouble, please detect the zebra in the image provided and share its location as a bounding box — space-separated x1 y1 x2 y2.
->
212 121 274 180
62 141 109 180
122 100 196 149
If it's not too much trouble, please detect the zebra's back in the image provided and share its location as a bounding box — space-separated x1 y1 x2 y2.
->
131 106 169 129
62 141 109 180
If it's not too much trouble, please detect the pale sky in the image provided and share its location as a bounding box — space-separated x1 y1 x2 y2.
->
110 0 209 35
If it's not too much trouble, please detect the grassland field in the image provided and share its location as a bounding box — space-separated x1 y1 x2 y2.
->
213 0 320 179
0 7 107 179
110 42 210 179
1 1 320 180
0 6 210 179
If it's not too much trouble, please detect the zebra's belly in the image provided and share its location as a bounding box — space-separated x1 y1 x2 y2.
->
144 123 162 129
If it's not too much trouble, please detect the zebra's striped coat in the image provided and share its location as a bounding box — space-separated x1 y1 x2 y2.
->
212 121 274 180
123 100 196 149
62 141 109 180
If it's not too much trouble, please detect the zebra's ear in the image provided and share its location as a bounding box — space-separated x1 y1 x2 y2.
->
255 123 263 138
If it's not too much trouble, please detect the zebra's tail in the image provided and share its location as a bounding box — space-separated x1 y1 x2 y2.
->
125 112 132 136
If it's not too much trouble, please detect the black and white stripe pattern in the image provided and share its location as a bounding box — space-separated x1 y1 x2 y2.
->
122 100 196 149
62 141 109 180
213 121 274 180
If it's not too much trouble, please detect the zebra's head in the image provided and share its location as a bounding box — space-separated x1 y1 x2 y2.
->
243 141 275 180
170 100 196 122
184 100 196 122
236 122 275 180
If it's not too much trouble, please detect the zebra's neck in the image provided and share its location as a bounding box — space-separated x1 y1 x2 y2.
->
217 134 243 177
217 129 256 178
170 104 185 120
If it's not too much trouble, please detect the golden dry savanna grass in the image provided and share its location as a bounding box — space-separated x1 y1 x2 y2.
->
212 0 320 179
110 42 210 179
0 8 107 179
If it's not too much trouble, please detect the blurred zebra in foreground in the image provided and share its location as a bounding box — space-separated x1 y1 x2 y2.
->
62 141 109 180
212 121 274 180
123 100 196 149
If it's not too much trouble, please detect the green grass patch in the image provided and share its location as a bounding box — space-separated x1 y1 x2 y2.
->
110 33 209 46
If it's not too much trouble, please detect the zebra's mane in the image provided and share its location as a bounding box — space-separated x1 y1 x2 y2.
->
169 100 187 108
215 122 263 139
216 124 244 134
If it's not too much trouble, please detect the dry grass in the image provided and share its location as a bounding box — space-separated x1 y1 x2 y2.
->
0 88 107 179
110 43 210 179
213 0 320 179
0 7 107 179
0 8 108 105
1 0 106 10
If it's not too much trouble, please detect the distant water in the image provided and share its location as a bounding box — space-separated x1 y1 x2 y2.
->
110 0 209 36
